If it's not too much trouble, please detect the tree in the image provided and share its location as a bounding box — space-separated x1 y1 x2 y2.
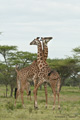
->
0 45 17 64
73 46 80 54
0 45 17 97
72 46 80 88
0 46 37 97
0 63 10 97
47 57 78 90
7 51 37 88
7 51 37 67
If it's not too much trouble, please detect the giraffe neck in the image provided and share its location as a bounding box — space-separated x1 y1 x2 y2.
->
37 42 45 70
43 42 48 61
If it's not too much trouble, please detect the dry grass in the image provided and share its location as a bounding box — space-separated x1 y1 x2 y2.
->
0 85 80 120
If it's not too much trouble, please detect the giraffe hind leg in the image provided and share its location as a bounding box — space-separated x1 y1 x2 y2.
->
50 80 57 110
44 82 48 108
57 78 61 109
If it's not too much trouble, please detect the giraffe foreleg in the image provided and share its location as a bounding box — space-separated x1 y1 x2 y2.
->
34 79 38 96
57 78 61 109
44 82 48 108
50 80 57 110
33 80 44 108
21 89 25 108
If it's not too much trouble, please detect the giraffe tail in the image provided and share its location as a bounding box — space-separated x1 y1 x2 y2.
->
28 90 31 96
14 88 17 99
27 82 31 96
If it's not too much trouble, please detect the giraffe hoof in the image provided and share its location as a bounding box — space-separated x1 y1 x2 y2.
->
34 106 38 109
45 105 47 109
53 106 55 110
23 104 25 108
58 106 61 110
14 103 16 107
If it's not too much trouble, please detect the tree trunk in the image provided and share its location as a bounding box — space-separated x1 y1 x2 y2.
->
79 81 80 89
59 78 65 91
6 85 8 97
10 85 13 97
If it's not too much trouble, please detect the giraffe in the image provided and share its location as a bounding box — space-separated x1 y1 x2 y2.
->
15 66 31 101
30 38 61 109
40 37 53 107
14 37 52 107
14 60 38 107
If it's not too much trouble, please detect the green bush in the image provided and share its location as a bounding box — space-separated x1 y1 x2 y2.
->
16 103 23 109
5 101 14 110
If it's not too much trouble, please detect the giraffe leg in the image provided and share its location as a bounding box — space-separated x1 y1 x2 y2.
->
50 81 56 110
25 87 29 96
33 80 43 108
34 91 38 108
57 78 61 109
44 82 48 108
27 82 32 101
33 81 38 108
57 92 60 109
21 89 25 108
34 78 38 95
25 87 29 100
53 91 56 110
33 78 38 108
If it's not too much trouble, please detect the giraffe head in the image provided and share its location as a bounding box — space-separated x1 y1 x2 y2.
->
30 37 40 45
40 37 53 45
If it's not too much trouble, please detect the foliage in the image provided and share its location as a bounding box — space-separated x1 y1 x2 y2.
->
73 46 80 54
0 45 37 97
7 51 37 67
5 101 14 110
0 45 80 96
47 57 79 89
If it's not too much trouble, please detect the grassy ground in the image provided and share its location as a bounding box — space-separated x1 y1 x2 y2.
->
0 85 80 120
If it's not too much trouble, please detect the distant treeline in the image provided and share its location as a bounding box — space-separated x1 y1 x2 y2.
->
0 45 80 97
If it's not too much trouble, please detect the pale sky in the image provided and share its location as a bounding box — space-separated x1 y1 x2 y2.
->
0 0 80 59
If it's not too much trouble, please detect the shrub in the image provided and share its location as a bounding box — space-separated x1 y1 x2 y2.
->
5 101 14 110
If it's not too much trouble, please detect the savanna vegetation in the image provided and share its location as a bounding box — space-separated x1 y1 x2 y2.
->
0 45 80 120
0 85 80 120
